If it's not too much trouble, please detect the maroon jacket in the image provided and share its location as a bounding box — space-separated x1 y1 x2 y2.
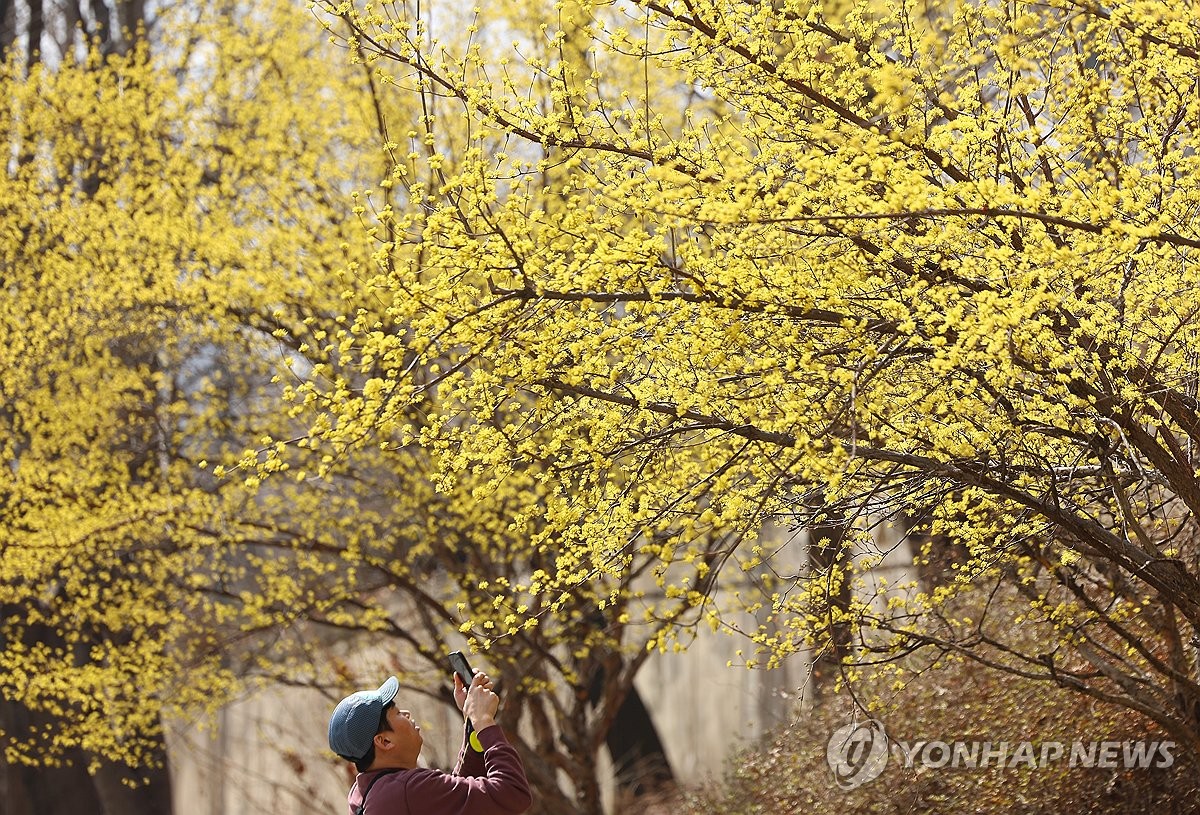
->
347 724 532 815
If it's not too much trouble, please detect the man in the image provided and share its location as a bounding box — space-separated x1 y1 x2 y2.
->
328 669 532 815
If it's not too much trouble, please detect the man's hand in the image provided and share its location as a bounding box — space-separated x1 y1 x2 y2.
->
453 671 470 712
458 671 499 730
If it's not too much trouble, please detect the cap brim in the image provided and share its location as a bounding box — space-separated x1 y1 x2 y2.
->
376 675 399 705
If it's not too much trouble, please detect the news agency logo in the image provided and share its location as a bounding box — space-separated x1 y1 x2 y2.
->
825 719 1176 789
826 719 889 789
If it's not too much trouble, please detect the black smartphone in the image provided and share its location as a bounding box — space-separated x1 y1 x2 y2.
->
448 650 475 686
449 650 487 750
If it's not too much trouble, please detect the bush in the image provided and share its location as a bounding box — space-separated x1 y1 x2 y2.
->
680 656 1199 815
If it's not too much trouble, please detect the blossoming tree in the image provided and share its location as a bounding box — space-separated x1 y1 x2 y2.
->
298 0 1200 763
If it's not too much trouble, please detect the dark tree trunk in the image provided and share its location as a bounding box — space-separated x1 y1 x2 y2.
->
0 0 15 57
25 0 42 69
0 610 175 815
808 521 853 699
587 656 675 802
898 511 968 591
116 0 144 48
0 695 105 815
604 685 674 799
94 757 174 815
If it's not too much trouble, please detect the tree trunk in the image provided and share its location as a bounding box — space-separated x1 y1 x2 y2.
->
808 521 852 700
604 684 675 802
25 0 43 69
115 0 144 50
0 695 104 815
94 757 174 815
904 515 967 592
0 0 15 57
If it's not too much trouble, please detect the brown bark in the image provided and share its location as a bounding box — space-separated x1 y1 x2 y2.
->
25 0 41 69
808 521 852 700
0 0 15 58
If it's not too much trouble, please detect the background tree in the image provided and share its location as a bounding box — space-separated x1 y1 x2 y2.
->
0 2 385 811
242 4 750 811
2 3 749 814
296 0 1200 767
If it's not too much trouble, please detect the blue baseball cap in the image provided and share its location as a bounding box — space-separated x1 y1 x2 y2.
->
328 676 400 760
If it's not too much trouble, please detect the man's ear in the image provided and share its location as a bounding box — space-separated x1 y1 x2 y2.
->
374 731 393 751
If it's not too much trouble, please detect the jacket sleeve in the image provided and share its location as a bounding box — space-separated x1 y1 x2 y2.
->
408 725 532 815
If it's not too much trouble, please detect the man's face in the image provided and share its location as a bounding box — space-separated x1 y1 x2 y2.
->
379 702 423 766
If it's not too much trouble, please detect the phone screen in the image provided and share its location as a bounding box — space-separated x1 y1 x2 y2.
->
448 651 475 685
